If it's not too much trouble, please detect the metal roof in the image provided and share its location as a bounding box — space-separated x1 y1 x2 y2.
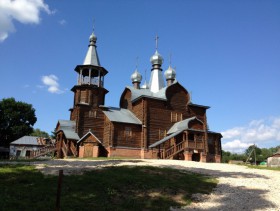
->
57 120 80 140
63 130 80 140
102 107 142 125
58 120 76 131
167 117 203 134
149 117 205 148
10 136 41 146
149 130 182 148
83 31 100 66
149 68 165 93
127 85 168 103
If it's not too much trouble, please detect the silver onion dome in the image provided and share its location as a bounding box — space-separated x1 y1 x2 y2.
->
89 32 97 43
131 69 142 83
164 65 176 80
150 50 164 65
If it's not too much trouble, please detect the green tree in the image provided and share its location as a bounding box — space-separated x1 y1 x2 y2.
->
245 145 264 162
245 145 261 156
30 128 49 138
0 98 37 146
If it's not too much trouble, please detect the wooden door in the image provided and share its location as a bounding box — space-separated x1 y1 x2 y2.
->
84 143 93 157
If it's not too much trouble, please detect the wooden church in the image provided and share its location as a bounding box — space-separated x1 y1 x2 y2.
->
55 30 222 162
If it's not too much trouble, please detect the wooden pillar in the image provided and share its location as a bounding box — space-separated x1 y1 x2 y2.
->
98 69 101 87
89 69 92 85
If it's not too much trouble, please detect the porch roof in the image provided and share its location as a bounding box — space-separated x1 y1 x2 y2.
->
149 130 182 148
57 120 80 140
167 117 203 135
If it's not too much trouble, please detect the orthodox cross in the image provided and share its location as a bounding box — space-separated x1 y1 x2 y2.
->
136 56 139 69
155 34 159 50
92 18 95 32
169 53 172 66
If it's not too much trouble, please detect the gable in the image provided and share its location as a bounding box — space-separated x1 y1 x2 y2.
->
188 118 204 130
77 131 102 146
167 117 204 134
166 82 190 111
120 88 132 109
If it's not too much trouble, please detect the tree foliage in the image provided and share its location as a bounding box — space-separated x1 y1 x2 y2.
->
222 145 280 163
30 128 49 138
0 98 37 146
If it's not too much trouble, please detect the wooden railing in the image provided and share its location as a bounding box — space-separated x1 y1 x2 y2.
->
186 141 204 149
160 140 186 159
70 142 77 157
61 140 68 157
31 144 57 158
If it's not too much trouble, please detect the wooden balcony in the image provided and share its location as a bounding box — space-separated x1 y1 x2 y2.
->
186 141 204 149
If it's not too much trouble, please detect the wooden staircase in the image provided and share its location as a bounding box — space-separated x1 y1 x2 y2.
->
31 144 57 158
159 140 186 159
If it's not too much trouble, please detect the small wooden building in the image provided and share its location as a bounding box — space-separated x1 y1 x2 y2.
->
55 31 222 162
10 136 54 159
267 149 280 167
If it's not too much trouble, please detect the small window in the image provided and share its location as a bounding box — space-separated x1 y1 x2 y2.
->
171 112 177 122
26 150 31 157
125 127 132 137
80 90 87 103
171 112 182 122
16 150 21 156
159 129 166 139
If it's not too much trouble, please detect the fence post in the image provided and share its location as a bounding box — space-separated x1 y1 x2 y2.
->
55 170 63 211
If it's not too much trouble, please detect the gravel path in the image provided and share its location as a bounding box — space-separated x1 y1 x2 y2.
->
13 159 280 210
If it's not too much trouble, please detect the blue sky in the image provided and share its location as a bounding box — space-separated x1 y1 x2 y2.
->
0 0 280 153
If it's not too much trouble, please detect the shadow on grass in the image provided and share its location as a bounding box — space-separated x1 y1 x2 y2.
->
34 159 145 175
0 164 216 211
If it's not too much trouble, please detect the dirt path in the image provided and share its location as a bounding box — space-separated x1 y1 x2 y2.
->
28 159 280 210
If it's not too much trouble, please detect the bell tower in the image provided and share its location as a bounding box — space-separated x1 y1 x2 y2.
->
70 30 109 137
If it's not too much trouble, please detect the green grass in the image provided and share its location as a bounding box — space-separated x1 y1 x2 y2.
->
0 164 217 211
245 164 280 171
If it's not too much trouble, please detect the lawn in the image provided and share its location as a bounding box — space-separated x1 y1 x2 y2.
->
245 164 280 171
0 164 217 210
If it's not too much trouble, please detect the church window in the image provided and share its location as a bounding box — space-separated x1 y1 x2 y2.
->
159 129 165 139
80 90 87 103
208 137 213 144
125 127 132 137
171 112 182 122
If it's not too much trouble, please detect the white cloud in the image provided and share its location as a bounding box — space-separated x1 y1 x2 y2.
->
41 74 64 94
223 140 253 154
58 19 66 25
222 117 280 153
0 0 52 42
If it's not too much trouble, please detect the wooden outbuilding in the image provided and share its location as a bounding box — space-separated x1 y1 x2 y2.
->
267 149 280 167
10 136 55 159
55 30 222 162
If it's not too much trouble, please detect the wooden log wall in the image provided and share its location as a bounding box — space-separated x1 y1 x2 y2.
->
77 106 105 142
103 116 112 147
112 123 142 148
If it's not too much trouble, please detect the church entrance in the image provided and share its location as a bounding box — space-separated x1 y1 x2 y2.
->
192 153 200 162
84 143 93 157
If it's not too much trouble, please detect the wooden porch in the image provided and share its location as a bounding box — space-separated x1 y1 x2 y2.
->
151 130 206 160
